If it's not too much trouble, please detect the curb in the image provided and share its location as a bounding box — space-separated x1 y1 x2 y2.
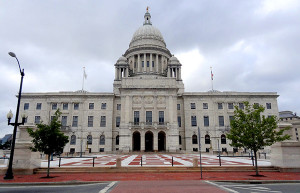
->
0 181 107 186
211 180 300 184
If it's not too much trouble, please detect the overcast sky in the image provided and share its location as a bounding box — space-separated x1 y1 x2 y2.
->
1 0 300 138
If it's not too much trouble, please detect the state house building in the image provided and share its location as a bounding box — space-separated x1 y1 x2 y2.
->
17 10 279 153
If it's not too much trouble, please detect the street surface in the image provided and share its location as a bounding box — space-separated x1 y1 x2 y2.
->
212 182 300 193
0 181 300 192
0 182 116 193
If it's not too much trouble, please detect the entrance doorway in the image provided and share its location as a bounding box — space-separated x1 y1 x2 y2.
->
158 131 166 151
132 131 141 151
145 131 153 151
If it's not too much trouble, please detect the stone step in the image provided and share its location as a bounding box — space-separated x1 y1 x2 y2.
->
34 166 279 174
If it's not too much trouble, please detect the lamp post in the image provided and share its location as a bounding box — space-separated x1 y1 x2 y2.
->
4 52 25 180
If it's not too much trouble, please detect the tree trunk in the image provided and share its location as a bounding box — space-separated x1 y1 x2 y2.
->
254 149 259 176
47 153 50 178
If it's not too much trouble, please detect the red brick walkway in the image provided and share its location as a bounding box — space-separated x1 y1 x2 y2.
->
1 172 300 183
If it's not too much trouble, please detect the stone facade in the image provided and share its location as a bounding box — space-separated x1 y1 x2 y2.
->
16 10 280 154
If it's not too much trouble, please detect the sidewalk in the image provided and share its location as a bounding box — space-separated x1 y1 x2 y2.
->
1 171 300 184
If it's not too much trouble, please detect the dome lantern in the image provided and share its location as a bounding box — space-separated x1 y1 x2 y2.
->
144 7 152 25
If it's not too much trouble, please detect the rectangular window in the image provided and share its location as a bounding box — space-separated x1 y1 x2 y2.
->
178 116 181 127
142 61 144 67
74 103 79 110
63 103 68 110
100 116 106 127
219 116 224 126
191 103 196 109
24 103 29 110
101 103 106 109
239 103 244 110
50 116 55 122
134 111 140 125
266 103 272 109
52 103 57 110
61 116 67 126
191 116 197 126
146 111 152 125
204 116 209 127
36 103 42 110
218 103 223 109
35 116 41 124
24 117 27 123
159 111 164 124
72 116 78 127
88 116 93 127
147 61 149 67
228 103 233 109
134 62 137 68
117 104 121 110
203 103 208 109
116 116 120 127
229 116 234 122
152 61 154 67
89 103 94 110
177 104 180 110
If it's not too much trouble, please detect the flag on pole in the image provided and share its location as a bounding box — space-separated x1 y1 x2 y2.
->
210 67 213 80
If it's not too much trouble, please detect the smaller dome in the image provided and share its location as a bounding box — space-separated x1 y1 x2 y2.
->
168 56 181 65
116 56 128 65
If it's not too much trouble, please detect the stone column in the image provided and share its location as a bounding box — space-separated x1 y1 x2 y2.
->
141 131 145 151
119 68 122 79
167 67 170 77
150 53 153 72
161 56 164 74
178 68 181 80
132 56 135 74
156 55 159 73
137 54 140 72
115 67 118 80
154 132 158 152
143 53 146 72
126 68 129 77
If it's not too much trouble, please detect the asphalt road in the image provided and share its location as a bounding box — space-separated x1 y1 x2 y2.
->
0 182 117 193
212 182 300 193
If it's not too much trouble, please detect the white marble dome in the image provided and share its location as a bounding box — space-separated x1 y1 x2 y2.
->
129 20 166 48
116 56 128 65
168 56 181 65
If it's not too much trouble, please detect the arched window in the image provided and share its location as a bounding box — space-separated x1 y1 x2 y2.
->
116 135 119 145
192 135 198 144
221 134 226 144
70 135 76 145
205 135 210 144
100 135 105 145
179 135 182 145
87 135 92 145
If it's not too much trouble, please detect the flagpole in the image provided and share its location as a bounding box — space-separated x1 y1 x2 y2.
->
82 67 86 91
198 126 203 179
210 66 214 91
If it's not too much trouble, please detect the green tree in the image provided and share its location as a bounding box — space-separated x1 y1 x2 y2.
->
27 110 69 178
227 102 290 176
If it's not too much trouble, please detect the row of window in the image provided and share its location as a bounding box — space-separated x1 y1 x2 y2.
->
191 134 227 144
134 61 155 68
24 102 120 111
187 102 272 110
70 135 119 145
190 115 232 127
133 111 165 124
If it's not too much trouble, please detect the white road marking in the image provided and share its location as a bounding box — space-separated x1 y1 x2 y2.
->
99 181 117 193
0 183 106 189
205 181 239 193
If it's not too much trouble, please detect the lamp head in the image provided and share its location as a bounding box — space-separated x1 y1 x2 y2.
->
21 113 27 119
7 110 13 119
8 52 16 58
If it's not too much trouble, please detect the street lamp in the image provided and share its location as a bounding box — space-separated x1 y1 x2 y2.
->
4 52 25 180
